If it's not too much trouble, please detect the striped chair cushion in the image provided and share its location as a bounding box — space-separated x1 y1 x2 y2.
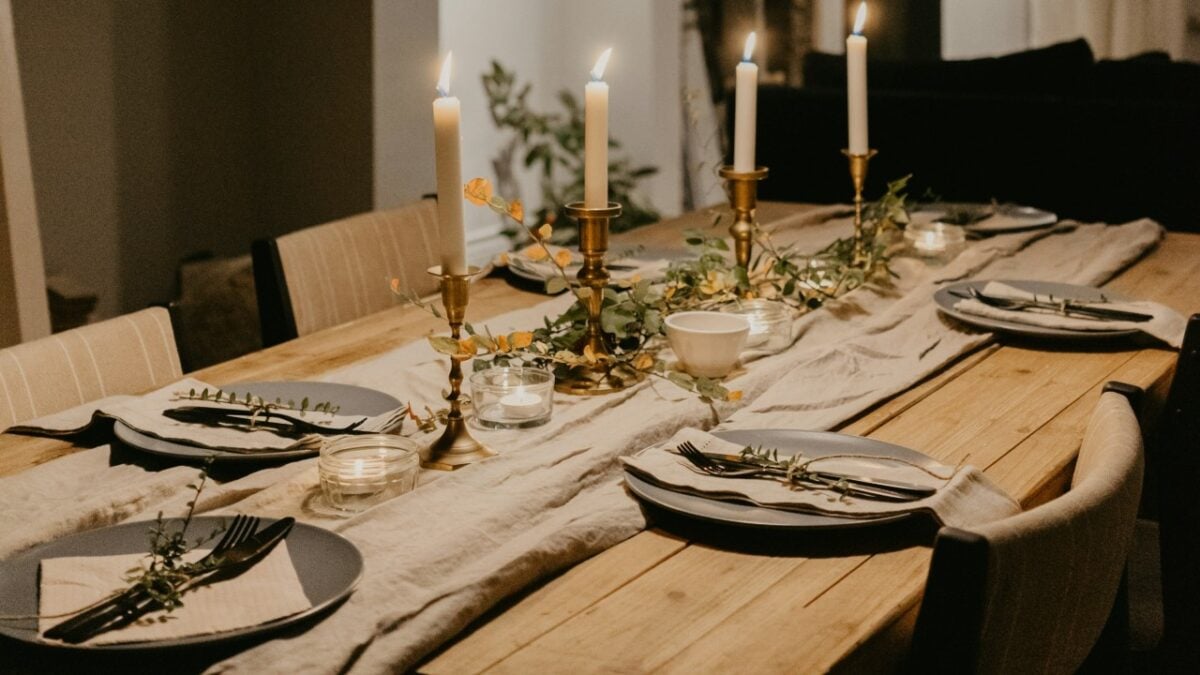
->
274 199 441 338
0 307 182 430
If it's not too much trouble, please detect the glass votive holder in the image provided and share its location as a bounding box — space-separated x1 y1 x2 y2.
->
721 298 792 353
318 434 420 513
469 366 554 429
904 221 967 263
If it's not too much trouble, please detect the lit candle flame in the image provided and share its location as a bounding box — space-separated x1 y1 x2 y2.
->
742 32 757 62
590 47 612 82
437 51 453 97
853 2 867 35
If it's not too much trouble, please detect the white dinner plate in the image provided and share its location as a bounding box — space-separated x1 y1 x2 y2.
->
114 381 403 463
624 429 935 530
0 517 362 650
934 280 1140 340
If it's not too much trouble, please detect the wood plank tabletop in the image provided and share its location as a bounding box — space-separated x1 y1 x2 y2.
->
2 203 1195 673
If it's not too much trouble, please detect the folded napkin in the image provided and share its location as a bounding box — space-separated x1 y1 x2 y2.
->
953 281 1186 348
621 428 1020 529
38 541 311 645
10 378 407 453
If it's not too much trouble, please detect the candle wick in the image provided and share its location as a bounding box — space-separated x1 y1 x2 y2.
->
436 85 449 98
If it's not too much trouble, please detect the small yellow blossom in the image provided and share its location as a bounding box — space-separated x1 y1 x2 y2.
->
536 223 553 241
699 270 732 296
464 177 492 206
507 199 524 223
389 278 401 294
495 334 510 352
457 337 477 356
726 390 744 402
522 244 549 261
553 249 573 268
633 353 654 370
510 331 534 349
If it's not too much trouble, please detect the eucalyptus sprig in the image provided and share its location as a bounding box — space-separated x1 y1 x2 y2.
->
172 388 341 417
122 458 224 613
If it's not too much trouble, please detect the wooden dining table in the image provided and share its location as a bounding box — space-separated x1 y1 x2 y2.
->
2 203 1196 673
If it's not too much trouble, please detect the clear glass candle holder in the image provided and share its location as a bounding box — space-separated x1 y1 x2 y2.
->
319 434 420 513
721 298 792 353
469 366 554 429
904 221 967 263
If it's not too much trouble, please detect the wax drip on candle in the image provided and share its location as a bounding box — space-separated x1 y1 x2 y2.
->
591 47 612 82
437 51 452 97
853 1 867 35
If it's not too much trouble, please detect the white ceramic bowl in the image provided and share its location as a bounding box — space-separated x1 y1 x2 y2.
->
664 311 751 378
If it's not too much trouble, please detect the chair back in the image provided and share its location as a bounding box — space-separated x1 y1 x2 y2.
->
253 198 441 346
0 307 182 430
909 385 1145 674
1156 314 1200 661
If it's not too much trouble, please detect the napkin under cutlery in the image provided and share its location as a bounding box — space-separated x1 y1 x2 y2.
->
8 377 407 453
38 542 311 645
953 281 1186 348
622 428 1020 529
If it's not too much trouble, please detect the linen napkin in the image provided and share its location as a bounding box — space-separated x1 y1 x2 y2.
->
38 541 311 645
621 428 1020 529
953 281 1186 348
9 378 407 453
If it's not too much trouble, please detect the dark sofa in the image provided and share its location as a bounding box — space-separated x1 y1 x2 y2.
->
741 40 1200 231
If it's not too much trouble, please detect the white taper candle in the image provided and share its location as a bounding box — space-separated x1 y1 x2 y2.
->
733 32 758 172
846 2 869 155
433 52 467 275
584 48 612 209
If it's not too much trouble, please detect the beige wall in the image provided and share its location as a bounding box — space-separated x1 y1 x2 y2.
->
0 0 48 345
13 0 379 318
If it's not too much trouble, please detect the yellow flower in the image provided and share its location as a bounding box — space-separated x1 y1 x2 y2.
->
508 199 524 223
389 278 401 294
553 249 573 268
522 244 549 262
457 337 477 356
510 331 534 349
582 344 598 363
633 353 654 370
464 177 493 206
495 334 510 352
495 251 510 266
699 270 732 296
726 390 744 402
536 223 553 241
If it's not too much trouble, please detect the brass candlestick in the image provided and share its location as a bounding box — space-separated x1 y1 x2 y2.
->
718 165 769 270
423 265 494 470
555 202 644 396
842 149 878 265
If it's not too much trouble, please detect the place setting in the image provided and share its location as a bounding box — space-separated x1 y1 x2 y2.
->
935 279 1187 347
0 508 363 651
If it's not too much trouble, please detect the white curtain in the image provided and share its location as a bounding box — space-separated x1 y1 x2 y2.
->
1029 0 1187 58
680 4 725 211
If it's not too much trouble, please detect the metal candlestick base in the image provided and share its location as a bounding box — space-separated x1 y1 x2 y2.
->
423 265 494 470
842 149 878 264
554 202 644 396
718 165 769 270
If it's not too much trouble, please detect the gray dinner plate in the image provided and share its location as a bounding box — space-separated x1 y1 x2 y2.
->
624 429 933 530
0 517 362 650
114 381 403 463
934 280 1140 340
912 202 1057 233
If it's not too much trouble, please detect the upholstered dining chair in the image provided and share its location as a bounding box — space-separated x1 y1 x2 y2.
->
252 198 441 347
0 306 182 431
907 382 1145 674
1151 314 1200 669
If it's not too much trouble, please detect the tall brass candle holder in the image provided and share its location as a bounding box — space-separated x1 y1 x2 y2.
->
842 149 878 265
718 165 769 270
423 265 495 470
555 202 644 396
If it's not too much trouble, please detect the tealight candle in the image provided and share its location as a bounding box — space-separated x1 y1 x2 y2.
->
470 367 554 429
904 221 967 263
722 299 792 353
498 387 543 419
319 434 420 513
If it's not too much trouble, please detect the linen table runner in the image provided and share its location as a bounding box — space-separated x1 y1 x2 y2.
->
0 216 1164 673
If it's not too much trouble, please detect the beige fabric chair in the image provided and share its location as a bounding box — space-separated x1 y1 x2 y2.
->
908 384 1144 674
252 198 441 346
0 307 182 431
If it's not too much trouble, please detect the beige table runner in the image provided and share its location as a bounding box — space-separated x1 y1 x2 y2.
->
0 217 1164 673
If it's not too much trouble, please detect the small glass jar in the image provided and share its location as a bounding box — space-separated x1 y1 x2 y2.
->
469 366 554 429
904 221 967 263
721 298 792 353
318 434 420 513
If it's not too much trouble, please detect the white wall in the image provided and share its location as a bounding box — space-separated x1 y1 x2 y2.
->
439 0 684 262
941 0 1029 59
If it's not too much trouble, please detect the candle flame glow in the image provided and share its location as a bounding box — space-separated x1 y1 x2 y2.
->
437 51 453 97
590 48 612 82
742 32 757 62
853 2 867 35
